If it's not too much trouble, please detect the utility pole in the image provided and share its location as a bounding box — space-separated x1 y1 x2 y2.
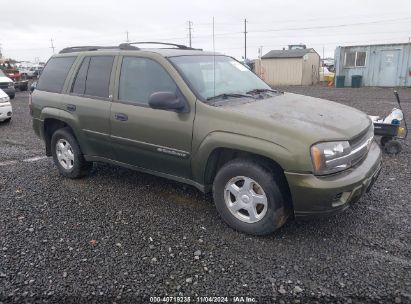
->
188 21 193 48
126 31 130 43
259 46 263 77
50 38 55 54
244 19 247 64
0 43 2 59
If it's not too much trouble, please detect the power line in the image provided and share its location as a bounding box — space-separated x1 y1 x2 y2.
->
250 16 411 33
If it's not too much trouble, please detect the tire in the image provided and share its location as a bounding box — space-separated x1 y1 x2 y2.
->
20 84 28 91
51 127 92 178
380 136 391 146
384 140 402 155
213 159 289 235
10 94 15 100
4 118 11 123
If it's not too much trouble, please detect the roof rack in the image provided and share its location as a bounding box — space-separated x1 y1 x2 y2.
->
59 46 123 54
59 42 201 54
119 41 197 50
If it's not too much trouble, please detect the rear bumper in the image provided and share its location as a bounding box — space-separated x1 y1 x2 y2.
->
285 141 382 217
0 104 12 121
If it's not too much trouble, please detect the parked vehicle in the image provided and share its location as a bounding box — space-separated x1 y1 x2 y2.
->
0 62 29 91
319 66 335 82
0 88 12 122
31 42 382 235
0 69 15 99
26 66 43 79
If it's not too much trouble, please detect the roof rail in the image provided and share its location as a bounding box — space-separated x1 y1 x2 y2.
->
119 42 199 50
59 45 124 54
59 41 200 54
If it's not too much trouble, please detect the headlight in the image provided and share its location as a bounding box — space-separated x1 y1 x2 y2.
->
311 141 351 175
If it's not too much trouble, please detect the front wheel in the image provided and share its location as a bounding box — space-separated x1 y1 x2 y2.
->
51 128 92 178
213 159 289 235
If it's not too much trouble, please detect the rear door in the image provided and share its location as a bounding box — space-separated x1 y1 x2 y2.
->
109 55 195 179
64 55 116 158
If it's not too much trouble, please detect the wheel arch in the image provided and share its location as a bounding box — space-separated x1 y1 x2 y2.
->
206 148 294 221
43 118 78 156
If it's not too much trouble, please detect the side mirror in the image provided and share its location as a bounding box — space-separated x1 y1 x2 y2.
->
30 82 37 93
148 91 186 112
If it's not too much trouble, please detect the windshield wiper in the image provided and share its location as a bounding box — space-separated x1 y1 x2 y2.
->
206 93 254 101
246 88 280 95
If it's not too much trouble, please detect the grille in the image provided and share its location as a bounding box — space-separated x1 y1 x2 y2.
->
350 125 374 166
0 82 9 89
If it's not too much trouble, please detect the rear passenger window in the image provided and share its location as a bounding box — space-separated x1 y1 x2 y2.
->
71 56 114 98
37 57 76 93
118 57 177 105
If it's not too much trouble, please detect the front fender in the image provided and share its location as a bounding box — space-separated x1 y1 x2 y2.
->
191 131 294 184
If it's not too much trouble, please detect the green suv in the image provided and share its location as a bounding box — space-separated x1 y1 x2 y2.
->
31 42 382 235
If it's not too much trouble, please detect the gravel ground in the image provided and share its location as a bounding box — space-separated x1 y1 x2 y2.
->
0 87 410 303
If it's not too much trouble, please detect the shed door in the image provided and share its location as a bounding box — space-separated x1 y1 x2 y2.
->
378 50 400 86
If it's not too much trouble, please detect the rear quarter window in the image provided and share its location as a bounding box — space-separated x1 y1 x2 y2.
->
37 57 76 93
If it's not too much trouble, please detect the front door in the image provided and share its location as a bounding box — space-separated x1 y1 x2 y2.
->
378 50 400 86
110 56 194 179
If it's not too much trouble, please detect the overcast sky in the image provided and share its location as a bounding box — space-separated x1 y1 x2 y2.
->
1 0 411 62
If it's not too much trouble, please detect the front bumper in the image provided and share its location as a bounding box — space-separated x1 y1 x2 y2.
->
0 103 12 121
285 141 382 217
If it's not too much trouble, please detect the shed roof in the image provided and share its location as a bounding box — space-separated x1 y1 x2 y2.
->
262 48 314 59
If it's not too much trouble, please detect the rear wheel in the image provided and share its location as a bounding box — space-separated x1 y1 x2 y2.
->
51 128 92 178
213 159 289 235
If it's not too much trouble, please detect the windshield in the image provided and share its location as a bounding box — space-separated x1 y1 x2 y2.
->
169 55 271 100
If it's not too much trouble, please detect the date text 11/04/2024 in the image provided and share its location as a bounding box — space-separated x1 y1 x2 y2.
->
149 296 257 303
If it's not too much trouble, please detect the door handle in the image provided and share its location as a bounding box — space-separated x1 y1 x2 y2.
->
114 113 128 121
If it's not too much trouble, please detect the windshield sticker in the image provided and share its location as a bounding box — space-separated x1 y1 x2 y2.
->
230 61 248 71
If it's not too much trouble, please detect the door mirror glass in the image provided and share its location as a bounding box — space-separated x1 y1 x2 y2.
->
148 91 186 112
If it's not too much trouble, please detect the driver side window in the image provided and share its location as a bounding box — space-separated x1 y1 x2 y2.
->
118 57 177 105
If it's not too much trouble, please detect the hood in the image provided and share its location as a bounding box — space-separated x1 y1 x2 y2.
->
219 92 371 143
0 76 13 83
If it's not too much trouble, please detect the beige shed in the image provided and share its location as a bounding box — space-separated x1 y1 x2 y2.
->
255 49 320 86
